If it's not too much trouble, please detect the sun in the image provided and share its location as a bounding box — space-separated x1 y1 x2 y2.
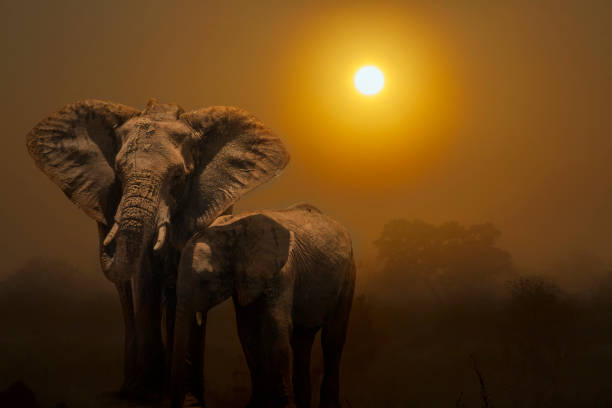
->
354 65 385 95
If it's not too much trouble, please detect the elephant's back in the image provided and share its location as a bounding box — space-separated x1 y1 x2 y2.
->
265 206 353 266
213 205 353 265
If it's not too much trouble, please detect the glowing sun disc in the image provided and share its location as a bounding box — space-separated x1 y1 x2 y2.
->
354 66 384 95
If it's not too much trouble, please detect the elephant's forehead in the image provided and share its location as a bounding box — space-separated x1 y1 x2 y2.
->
118 117 193 146
154 120 193 142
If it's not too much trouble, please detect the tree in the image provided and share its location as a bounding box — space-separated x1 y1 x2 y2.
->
374 219 514 300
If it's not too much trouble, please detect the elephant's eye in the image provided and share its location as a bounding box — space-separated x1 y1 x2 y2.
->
170 172 187 199
173 170 186 184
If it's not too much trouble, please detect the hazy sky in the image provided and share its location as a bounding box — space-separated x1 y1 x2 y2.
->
2 0 612 278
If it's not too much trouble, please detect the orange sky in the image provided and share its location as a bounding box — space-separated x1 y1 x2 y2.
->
2 1 612 277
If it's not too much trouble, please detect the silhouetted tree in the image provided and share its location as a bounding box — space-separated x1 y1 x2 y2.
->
542 251 612 294
374 219 514 300
504 276 577 406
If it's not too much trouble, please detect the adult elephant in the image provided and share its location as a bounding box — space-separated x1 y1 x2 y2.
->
26 99 289 399
169 204 356 408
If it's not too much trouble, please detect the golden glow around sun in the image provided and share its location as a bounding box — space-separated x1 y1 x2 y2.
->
275 7 462 188
354 65 384 95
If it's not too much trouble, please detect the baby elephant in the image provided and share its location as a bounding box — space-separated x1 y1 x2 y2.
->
169 204 355 408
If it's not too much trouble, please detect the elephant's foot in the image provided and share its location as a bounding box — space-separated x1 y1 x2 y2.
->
319 388 341 408
118 364 165 402
182 391 205 408
118 384 163 405
97 389 159 408
118 385 139 400
157 392 203 408
318 398 341 408
246 396 295 408
319 378 341 408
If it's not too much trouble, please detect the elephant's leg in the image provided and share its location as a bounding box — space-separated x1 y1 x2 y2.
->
115 281 138 396
161 285 176 375
319 282 354 408
132 259 165 398
318 326 343 408
235 302 265 407
161 249 180 376
183 314 206 407
292 327 318 408
162 249 205 406
169 301 195 408
258 302 295 408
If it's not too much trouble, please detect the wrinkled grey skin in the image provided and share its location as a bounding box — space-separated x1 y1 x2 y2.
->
169 204 356 408
26 99 289 398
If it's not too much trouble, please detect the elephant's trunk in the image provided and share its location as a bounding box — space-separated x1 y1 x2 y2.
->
102 172 162 282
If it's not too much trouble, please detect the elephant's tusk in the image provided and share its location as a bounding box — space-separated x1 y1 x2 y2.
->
153 224 167 251
103 223 119 246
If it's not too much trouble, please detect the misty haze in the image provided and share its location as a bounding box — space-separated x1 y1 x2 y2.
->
2 1 612 407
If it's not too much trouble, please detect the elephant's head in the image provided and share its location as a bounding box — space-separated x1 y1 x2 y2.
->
181 213 293 310
169 213 293 407
27 99 289 282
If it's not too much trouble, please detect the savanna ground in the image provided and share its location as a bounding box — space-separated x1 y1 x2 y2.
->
2 219 612 407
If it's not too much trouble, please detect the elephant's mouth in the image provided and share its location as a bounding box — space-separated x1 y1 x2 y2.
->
100 220 168 280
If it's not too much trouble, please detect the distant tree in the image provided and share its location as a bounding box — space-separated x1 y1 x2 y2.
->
504 276 576 406
542 251 612 294
374 219 514 299
506 276 574 346
508 276 562 309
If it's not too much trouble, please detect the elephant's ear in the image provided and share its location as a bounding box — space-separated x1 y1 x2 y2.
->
26 100 139 225
214 213 293 306
179 107 290 240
